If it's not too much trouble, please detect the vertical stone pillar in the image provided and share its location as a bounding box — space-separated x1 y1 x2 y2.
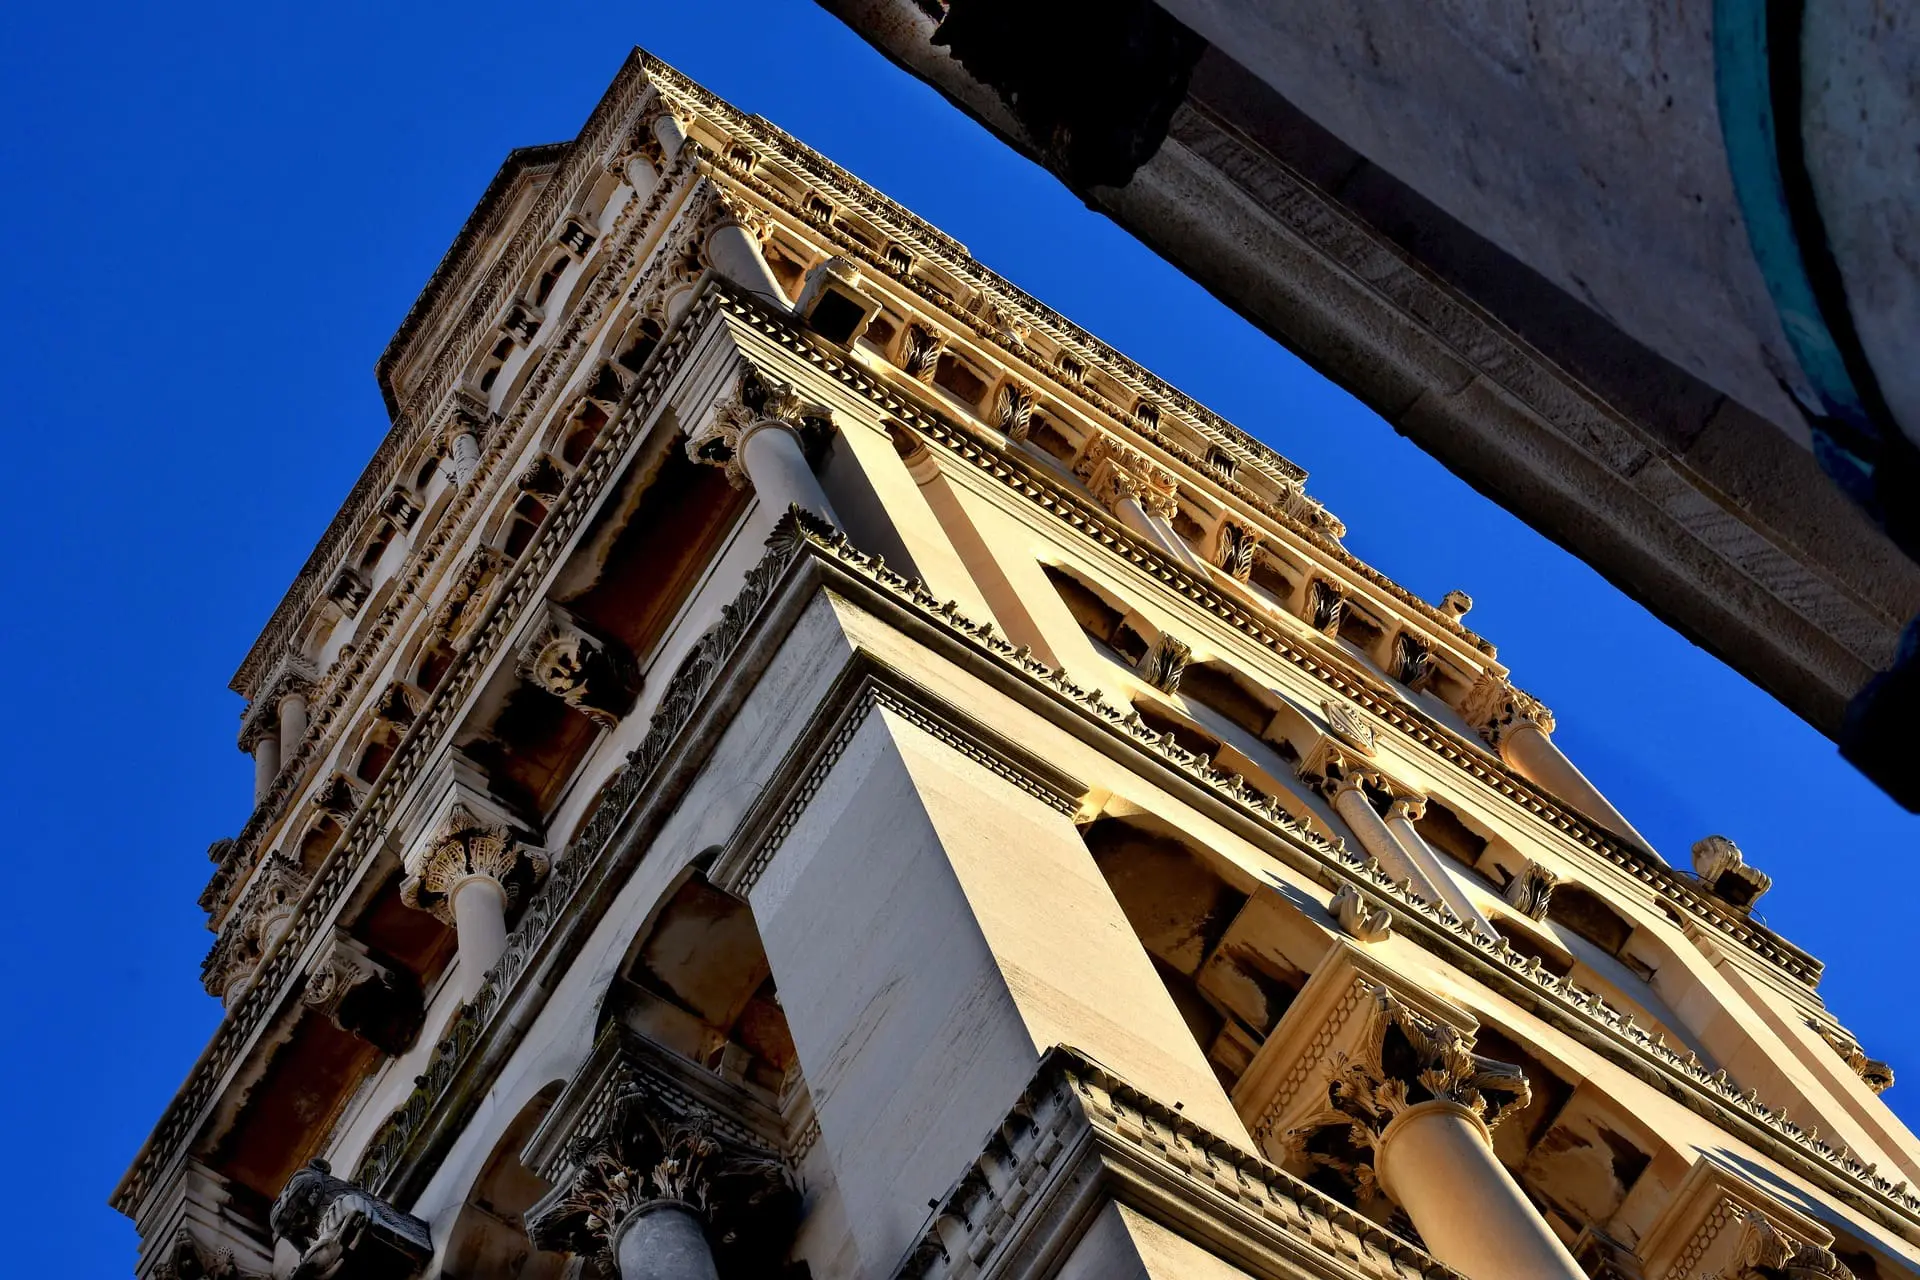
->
277 688 309 762
686 373 838 523
401 803 548 997
1382 795 1495 932
612 1203 721 1280
743 701 1250 1273
704 210 791 311
247 731 279 803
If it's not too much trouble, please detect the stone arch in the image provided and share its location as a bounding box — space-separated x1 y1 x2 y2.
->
437 1080 570 1280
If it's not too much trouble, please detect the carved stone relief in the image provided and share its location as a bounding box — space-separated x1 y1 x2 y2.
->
515 602 638 728
270 1159 431 1280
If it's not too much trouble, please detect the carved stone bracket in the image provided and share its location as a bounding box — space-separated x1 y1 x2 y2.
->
1319 698 1378 757
515 602 638 728
899 319 941 380
301 929 422 1055
399 803 549 926
1502 860 1560 921
1074 433 1179 521
137 1161 274 1280
1461 671 1556 748
1638 1158 1855 1280
526 1080 798 1274
270 1159 432 1280
1135 631 1191 694
1691 836 1772 911
1331 883 1392 943
993 378 1034 440
1815 1023 1895 1095
1308 578 1345 634
1215 518 1257 580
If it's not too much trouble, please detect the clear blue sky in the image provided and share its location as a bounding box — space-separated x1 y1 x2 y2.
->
1 3 1911 1274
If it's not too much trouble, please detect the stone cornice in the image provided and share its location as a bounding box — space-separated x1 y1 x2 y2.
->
900 1044 1462 1279
713 293 1824 990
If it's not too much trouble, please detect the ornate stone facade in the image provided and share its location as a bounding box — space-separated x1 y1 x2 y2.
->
119 49 1920 1280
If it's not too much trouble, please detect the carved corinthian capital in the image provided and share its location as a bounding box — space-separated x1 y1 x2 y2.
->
270 1159 431 1280
399 804 548 926
1074 433 1179 521
515 603 637 728
1460 671 1556 748
684 368 822 489
301 929 421 1055
526 1082 798 1272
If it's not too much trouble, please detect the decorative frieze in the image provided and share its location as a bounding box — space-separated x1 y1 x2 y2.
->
515 602 638 728
269 1159 431 1280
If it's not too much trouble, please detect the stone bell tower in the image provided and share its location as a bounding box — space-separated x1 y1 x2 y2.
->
117 47 1920 1280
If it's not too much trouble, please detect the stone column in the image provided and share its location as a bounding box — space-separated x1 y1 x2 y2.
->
686 373 838 523
400 803 548 997
1464 676 1659 860
704 211 791 311
1382 795 1496 933
1376 1100 1583 1280
241 720 279 804
277 688 309 762
447 425 482 488
526 1084 795 1279
1246 970 1583 1280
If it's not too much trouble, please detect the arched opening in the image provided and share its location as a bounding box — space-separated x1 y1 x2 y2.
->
439 1082 570 1280
528 253 570 308
498 495 549 561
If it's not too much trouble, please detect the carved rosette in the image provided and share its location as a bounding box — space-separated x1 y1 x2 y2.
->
1502 860 1559 921
270 1159 432 1280
515 604 637 728
1691 835 1772 910
1136 632 1191 694
1283 985 1530 1200
526 1083 798 1272
399 804 548 926
1461 672 1556 748
1074 434 1179 521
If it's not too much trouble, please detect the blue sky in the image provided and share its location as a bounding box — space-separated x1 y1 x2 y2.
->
1 3 1912 1273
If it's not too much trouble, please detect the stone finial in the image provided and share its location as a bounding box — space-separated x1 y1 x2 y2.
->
270 1159 431 1280
399 804 549 926
1502 860 1559 921
515 604 637 728
526 1083 797 1273
1691 835 1771 910
1332 883 1392 943
1136 631 1191 694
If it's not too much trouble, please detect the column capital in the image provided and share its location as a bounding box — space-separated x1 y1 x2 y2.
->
399 802 548 927
201 853 309 1006
1461 671 1556 747
1233 942 1528 1201
526 1081 797 1272
515 601 638 728
1691 834 1772 910
685 368 827 489
1638 1157 1856 1280
1074 432 1179 521
1383 793 1427 824
269 1159 431 1280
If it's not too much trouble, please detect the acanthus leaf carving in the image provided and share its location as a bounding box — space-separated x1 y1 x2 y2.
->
399 804 549 926
1502 860 1559 921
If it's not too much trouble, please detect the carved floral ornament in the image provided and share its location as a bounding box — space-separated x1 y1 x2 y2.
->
683 368 829 489
1502 859 1560 921
1461 670 1556 747
1279 983 1530 1201
1073 433 1179 521
399 803 549 926
526 1081 797 1272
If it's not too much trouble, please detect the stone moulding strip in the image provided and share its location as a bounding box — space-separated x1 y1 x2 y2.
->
112 250 723 1217
899 1044 1462 1280
205 145 704 931
718 295 1823 990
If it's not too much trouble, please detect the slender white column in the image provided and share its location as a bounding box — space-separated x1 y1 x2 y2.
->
448 429 481 488
250 735 280 803
703 222 791 311
1383 797 1495 933
1328 782 1425 891
1376 1100 1585 1280
450 874 510 992
738 418 837 523
277 692 308 763
651 110 687 156
612 1202 719 1280
1501 722 1659 860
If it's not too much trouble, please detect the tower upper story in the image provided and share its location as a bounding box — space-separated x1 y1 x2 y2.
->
120 48 1918 1280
